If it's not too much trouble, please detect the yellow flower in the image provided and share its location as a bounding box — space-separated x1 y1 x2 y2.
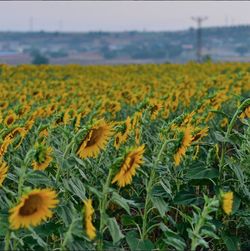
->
0 159 8 187
114 132 123 150
84 199 96 240
220 118 228 128
192 127 209 142
222 191 233 215
240 106 250 119
9 188 58 229
0 135 13 158
77 120 113 158
149 99 163 120
112 145 145 187
174 126 193 166
32 144 53 171
4 112 18 127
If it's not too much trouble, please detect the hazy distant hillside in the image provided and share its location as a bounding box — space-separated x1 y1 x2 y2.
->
1 25 250 65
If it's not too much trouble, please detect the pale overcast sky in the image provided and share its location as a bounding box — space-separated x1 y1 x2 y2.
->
0 1 250 32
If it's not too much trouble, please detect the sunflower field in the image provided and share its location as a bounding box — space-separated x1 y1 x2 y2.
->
0 63 249 251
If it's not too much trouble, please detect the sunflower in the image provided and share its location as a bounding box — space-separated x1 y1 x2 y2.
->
0 135 13 158
75 113 82 129
77 120 113 159
192 127 209 142
220 118 228 128
112 145 145 187
4 112 18 127
0 159 8 187
222 191 233 215
6 127 27 149
32 144 53 171
83 199 96 240
113 117 132 149
9 188 58 229
240 106 250 119
174 126 194 166
149 99 163 120
114 132 123 150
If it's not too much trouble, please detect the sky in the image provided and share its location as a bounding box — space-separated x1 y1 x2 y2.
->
1 1 250 32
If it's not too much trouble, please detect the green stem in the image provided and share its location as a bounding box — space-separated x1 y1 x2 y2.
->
17 164 28 196
141 139 175 240
98 168 113 251
56 128 86 183
17 149 35 196
219 98 250 173
61 218 76 251
4 230 11 251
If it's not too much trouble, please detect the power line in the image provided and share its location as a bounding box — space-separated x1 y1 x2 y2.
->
191 16 208 62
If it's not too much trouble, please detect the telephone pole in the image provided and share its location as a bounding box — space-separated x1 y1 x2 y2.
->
191 16 208 62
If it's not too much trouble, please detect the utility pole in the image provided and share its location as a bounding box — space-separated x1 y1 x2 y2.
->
191 16 208 62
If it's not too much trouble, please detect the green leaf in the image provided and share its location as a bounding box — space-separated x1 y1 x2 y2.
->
186 167 219 180
214 131 226 142
151 196 169 218
232 194 241 215
29 227 48 248
110 192 131 215
160 224 186 251
63 178 86 200
26 171 52 186
126 231 154 251
107 217 125 244
0 213 8 237
88 186 102 198
174 190 202 205
221 233 240 251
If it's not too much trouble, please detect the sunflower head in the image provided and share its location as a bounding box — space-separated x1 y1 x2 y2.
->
112 145 145 187
4 112 17 127
77 120 113 159
9 188 58 229
83 199 96 240
32 143 53 171
174 126 194 166
0 159 8 187
221 191 234 215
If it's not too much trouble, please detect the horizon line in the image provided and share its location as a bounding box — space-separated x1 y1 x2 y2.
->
1 23 250 34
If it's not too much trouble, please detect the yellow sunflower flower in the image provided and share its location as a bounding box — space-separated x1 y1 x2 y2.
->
83 199 96 240
77 120 113 159
239 106 250 119
0 159 8 187
112 145 145 187
32 144 53 171
174 126 194 166
9 188 59 229
4 112 18 127
0 135 13 158
222 191 233 215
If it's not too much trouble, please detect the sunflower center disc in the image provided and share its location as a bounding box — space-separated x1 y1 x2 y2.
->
19 195 42 216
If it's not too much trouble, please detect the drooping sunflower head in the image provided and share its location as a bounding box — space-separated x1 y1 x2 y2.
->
174 126 194 166
239 106 250 119
0 159 8 187
9 188 58 230
112 145 145 187
32 144 53 171
221 191 234 215
192 127 209 142
114 132 123 150
83 199 96 240
77 120 113 159
149 99 163 120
